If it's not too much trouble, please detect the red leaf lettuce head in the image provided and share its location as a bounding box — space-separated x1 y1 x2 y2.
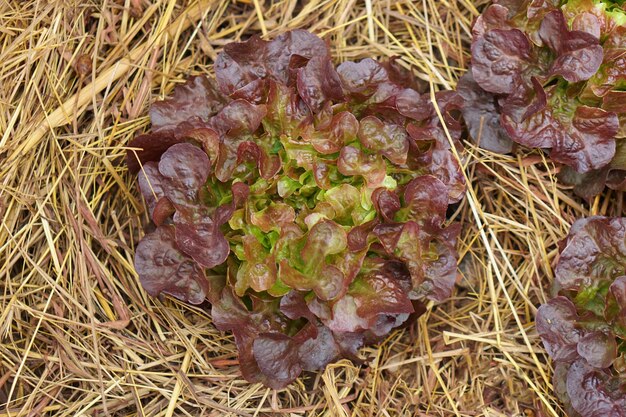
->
537 216 626 416
127 30 465 388
464 0 626 198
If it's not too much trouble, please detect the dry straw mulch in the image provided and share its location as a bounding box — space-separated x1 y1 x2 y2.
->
1 1 622 416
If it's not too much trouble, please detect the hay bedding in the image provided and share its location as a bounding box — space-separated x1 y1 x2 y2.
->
1 0 621 415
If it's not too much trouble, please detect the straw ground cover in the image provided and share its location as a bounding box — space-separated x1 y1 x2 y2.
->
1 0 620 415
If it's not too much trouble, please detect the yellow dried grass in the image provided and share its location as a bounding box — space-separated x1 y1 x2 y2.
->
1 0 619 415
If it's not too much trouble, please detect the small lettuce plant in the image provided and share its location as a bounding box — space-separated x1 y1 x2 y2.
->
460 0 626 198
537 217 626 416
127 30 465 388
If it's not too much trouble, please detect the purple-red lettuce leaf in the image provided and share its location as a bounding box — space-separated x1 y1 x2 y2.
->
357 116 409 165
337 146 387 188
210 290 285 387
553 362 582 417
406 125 466 203
372 187 401 223
295 323 343 371
336 58 390 98
416 90 465 139
173 208 231 269
126 76 224 173
536 296 585 363
158 143 210 195
209 99 267 137
150 75 225 131
538 10 603 83
393 88 433 122
499 77 550 147
397 222 459 302
127 132 187 174
381 57 428 92
323 264 414 336
538 215 626 415
137 162 166 218
576 331 617 369
209 101 269 182
373 220 459 302
134 225 209 304
557 137 626 199
136 143 210 216
172 181 248 269
471 28 532 95
301 111 358 155
214 30 329 100
501 84 618 172
558 166 616 200
335 57 431 120
558 137 626 199
252 333 303 388
457 71 513 153
555 217 626 293
297 55 345 113
279 290 317 322
472 4 513 38
212 290 351 389
399 175 450 232
566 360 626 417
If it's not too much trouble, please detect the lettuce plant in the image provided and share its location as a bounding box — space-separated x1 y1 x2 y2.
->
461 0 626 198
127 30 465 388
537 217 626 416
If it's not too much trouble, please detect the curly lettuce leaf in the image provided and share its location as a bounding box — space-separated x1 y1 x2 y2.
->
214 30 329 100
555 217 626 293
406 125 466 203
358 116 409 165
151 76 225 131
457 71 513 153
134 226 209 304
126 76 224 173
323 266 414 336
471 28 532 94
538 10 604 83
536 296 585 363
566 360 626 417
557 137 626 198
302 111 358 154
501 83 618 172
